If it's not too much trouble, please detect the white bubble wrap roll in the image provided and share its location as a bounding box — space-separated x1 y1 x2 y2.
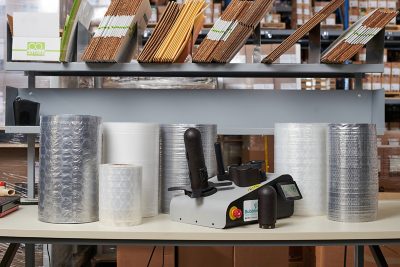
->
275 123 328 216
99 164 142 226
102 123 160 217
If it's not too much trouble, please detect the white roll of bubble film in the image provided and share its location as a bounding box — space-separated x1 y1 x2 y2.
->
102 123 160 217
275 123 328 216
99 164 142 226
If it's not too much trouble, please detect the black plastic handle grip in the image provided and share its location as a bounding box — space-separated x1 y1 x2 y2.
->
184 128 209 194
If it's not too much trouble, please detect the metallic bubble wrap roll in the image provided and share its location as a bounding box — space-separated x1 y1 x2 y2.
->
99 164 142 226
275 123 328 216
328 124 378 222
39 115 102 223
160 124 217 213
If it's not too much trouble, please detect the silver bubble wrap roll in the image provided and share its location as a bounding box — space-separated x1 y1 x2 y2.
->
99 164 142 226
39 115 102 223
160 124 217 213
275 123 328 216
328 124 378 222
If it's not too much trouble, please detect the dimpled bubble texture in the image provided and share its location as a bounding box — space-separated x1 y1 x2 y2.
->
160 124 217 213
39 115 102 223
102 122 160 217
328 124 379 222
275 123 328 216
99 164 142 226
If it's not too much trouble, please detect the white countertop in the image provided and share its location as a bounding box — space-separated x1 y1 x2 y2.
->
1 201 400 242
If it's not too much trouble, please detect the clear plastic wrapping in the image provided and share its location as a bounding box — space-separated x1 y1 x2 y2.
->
99 164 142 226
39 115 102 223
328 124 378 222
160 124 217 213
102 122 160 218
275 123 328 216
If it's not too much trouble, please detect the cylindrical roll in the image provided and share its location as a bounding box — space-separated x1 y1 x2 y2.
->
39 115 102 223
102 123 159 217
99 164 142 226
275 123 328 216
160 124 217 213
328 124 378 222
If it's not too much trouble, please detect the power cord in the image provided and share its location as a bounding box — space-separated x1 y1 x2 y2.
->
343 246 347 267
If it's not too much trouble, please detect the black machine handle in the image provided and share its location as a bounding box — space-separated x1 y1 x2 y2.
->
214 142 229 181
184 128 210 197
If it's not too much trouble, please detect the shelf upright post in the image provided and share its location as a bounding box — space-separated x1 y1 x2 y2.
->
355 245 364 267
25 71 36 267
308 23 321 64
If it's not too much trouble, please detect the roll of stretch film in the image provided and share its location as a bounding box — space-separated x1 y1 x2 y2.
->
275 123 328 216
99 164 142 226
160 124 217 213
328 124 378 222
102 122 160 218
39 115 102 223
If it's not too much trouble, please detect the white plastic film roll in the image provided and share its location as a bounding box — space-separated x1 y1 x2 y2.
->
275 123 328 216
99 164 142 226
102 123 160 217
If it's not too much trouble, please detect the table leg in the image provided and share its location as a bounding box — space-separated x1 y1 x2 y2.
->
369 245 388 267
354 245 364 267
1 243 20 267
25 244 35 267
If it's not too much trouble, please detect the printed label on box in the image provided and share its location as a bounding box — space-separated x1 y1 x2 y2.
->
12 37 61 62
350 0 358 6
243 200 258 222
389 156 400 173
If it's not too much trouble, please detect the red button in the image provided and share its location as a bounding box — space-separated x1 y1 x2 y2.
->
0 181 5 187
233 208 242 219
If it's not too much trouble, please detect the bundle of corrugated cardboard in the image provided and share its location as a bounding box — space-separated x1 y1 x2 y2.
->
262 0 344 63
321 9 398 64
193 0 274 63
81 0 151 63
138 0 206 63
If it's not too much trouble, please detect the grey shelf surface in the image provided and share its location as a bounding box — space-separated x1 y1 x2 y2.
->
5 126 40 134
4 62 383 78
385 98 400 105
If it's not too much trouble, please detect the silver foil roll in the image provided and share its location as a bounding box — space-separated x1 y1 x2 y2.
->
160 124 217 214
328 124 378 222
275 123 328 216
99 164 142 226
39 115 102 223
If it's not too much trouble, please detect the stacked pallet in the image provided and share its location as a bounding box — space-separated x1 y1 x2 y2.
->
193 0 274 63
262 0 344 63
321 9 398 64
82 0 151 62
138 0 206 63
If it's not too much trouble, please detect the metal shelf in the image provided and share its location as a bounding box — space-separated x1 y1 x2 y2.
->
5 126 40 134
385 98 400 105
4 62 383 78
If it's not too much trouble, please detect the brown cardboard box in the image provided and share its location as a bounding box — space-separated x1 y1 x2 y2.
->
178 247 234 267
316 246 400 267
234 247 289 267
178 246 289 267
117 246 175 267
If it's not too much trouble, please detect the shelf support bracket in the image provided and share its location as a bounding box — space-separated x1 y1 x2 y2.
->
1 243 20 267
366 29 385 64
308 23 321 64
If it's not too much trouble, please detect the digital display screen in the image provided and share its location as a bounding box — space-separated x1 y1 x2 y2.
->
281 184 301 198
